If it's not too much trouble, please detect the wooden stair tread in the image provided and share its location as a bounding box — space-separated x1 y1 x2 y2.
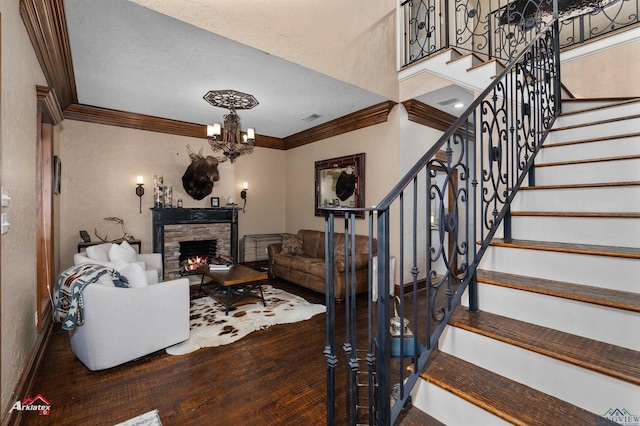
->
550 113 640 132
542 131 640 148
489 238 640 259
511 211 640 219
559 97 640 117
396 406 446 426
421 350 617 425
476 269 640 313
450 309 640 385
536 153 640 168
519 181 640 190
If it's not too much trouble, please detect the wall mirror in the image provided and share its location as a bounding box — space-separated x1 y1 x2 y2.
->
315 153 365 218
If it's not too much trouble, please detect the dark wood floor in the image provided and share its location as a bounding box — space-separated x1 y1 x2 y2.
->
19 278 369 426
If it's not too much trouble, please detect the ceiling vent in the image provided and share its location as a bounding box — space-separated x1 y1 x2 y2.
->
302 114 321 122
437 98 461 106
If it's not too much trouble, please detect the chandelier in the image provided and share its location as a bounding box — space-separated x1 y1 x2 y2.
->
204 90 258 163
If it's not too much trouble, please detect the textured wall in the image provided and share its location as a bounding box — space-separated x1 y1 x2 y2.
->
58 120 287 271
1 0 48 413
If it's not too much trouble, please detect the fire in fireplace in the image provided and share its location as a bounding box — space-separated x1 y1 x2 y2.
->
179 239 218 275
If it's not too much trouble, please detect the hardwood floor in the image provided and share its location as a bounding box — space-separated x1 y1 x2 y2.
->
19 279 363 426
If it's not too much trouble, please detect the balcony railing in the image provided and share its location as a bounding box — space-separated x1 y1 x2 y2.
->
400 0 638 67
324 17 561 426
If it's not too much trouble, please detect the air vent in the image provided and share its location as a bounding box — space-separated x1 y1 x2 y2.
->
437 98 460 106
302 114 321 122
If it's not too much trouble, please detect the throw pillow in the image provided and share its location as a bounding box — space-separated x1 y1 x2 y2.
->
109 240 137 263
85 243 112 262
334 243 346 259
114 260 148 288
281 233 304 255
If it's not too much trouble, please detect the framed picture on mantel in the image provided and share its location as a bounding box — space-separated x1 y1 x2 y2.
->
210 197 220 208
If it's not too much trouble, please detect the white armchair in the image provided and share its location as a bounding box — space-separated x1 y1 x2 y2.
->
68 241 190 370
69 277 190 371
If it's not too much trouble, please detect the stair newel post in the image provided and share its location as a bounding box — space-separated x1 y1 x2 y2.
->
376 208 392 426
324 213 337 425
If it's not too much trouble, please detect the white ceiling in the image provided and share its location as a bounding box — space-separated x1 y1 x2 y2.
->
63 0 389 139
63 1 472 140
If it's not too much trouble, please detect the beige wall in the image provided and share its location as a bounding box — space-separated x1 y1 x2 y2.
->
561 38 640 97
284 105 402 237
0 0 48 413
57 120 287 270
129 0 399 101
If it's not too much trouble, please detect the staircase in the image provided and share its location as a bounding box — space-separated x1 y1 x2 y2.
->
407 98 640 425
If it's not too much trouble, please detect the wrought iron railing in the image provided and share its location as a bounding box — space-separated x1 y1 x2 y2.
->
558 0 639 47
324 17 561 426
401 0 638 67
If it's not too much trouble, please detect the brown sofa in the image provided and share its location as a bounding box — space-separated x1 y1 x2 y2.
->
268 229 376 299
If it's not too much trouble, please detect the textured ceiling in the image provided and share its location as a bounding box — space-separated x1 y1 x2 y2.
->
63 0 388 139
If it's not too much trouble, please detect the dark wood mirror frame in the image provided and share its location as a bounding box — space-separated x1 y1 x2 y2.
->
315 153 365 218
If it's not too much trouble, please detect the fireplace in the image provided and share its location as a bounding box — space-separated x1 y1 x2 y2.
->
179 239 218 275
152 208 239 280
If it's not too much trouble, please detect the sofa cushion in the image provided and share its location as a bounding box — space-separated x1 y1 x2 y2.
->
281 233 304 255
109 241 137 263
85 243 112 262
114 260 148 288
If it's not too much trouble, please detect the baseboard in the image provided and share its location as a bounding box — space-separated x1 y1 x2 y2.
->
1 305 53 426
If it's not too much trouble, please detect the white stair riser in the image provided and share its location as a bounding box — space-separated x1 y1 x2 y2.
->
512 186 640 213
556 103 640 127
461 284 640 350
410 378 510 426
561 101 620 113
538 135 640 163
479 245 640 293
534 159 640 185
548 119 640 144
507 216 640 247
439 326 640 413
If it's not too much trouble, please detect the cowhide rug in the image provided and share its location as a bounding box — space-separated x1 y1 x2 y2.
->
166 284 325 355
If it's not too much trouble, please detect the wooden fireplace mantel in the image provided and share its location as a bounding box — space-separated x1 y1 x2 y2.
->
151 207 239 263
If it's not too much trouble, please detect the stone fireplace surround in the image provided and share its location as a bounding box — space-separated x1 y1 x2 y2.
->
152 208 239 280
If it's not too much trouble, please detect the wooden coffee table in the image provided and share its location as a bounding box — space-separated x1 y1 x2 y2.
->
197 264 268 315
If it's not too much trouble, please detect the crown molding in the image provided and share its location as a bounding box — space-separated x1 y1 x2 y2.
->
36 86 64 125
63 104 287 149
283 101 397 149
20 0 77 109
64 101 396 150
402 99 457 132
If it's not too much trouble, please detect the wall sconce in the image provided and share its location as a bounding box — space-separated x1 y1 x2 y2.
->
240 182 248 213
135 176 145 214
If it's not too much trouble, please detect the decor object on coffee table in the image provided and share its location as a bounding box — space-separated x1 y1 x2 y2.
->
166 284 325 355
268 229 376 299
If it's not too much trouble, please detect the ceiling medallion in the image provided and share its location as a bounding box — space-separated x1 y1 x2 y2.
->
204 90 258 163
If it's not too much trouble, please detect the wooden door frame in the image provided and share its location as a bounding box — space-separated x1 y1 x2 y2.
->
36 86 63 332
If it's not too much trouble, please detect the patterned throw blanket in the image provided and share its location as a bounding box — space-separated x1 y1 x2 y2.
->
53 264 129 330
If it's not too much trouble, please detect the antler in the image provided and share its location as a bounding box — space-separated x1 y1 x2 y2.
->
94 228 109 242
186 144 204 161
